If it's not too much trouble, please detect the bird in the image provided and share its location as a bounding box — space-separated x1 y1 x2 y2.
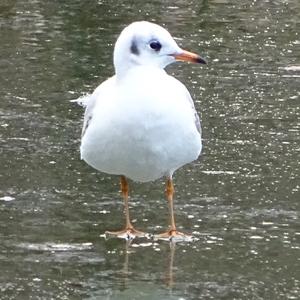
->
78 21 206 242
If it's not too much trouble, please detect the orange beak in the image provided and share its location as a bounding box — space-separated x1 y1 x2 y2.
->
174 50 207 64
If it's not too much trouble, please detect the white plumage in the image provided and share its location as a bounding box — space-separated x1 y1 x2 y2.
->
77 21 206 241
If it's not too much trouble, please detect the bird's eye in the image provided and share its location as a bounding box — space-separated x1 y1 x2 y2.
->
149 40 162 51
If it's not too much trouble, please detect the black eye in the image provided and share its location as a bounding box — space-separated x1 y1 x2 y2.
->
149 40 162 51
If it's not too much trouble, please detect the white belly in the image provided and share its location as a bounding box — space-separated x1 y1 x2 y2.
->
80 70 202 182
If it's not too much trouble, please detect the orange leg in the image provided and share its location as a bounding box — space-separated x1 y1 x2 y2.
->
154 178 194 242
105 176 149 240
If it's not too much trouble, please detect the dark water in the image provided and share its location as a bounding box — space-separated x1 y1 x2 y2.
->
1 0 299 299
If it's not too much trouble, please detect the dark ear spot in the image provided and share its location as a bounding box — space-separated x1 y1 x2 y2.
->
130 39 139 55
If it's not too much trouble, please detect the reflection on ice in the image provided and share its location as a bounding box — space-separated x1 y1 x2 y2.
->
110 240 179 289
17 242 93 251
281 65 300 71
201 170 238 175
0 196 15 201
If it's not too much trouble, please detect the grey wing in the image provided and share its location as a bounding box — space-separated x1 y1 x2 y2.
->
185 90 201 135
70 93 96 137
80 76 116 137
193 106 201 135
80 80 111 137
81 94 97 138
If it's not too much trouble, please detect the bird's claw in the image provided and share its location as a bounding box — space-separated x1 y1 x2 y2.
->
105 228 152 241
153 230 196 243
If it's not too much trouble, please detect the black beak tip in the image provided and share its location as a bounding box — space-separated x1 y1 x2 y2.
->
197 57 207 64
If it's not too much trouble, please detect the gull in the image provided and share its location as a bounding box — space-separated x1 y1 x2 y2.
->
78 21 206 241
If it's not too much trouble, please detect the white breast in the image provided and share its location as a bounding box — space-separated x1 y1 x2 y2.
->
80 67 201 182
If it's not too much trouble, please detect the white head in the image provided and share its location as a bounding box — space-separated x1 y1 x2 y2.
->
113 21 206 77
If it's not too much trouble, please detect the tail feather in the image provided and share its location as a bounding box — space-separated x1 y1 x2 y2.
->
70 94 92 107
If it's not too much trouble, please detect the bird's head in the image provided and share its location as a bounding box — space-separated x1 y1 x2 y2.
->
113 21 206 77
